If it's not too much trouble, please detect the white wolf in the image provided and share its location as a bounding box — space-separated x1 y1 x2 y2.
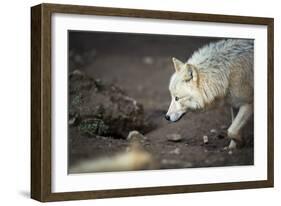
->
166 39 254 149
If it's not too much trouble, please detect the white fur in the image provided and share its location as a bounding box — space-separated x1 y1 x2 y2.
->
166 39 254 149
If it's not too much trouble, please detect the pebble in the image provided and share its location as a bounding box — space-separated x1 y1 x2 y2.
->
68 117 77 125
127 130 147 141
68 114 79 126
71 69 83 76
142 56 154 65
210 129 217 134
203 135 209 144
170 148 181 155
167 134 183 142
228 150 233 155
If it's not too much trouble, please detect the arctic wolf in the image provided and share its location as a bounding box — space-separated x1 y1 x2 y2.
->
166 39 254 149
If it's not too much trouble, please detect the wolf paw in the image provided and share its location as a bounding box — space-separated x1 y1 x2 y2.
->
228 139 237 149
223 140 236 150
224 138 244 150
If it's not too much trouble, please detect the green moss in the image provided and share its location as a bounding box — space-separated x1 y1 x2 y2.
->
79 118 109 136
71 94 81 106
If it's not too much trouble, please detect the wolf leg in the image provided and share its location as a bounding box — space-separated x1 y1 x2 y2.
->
231 107 235 122
227 104 253 149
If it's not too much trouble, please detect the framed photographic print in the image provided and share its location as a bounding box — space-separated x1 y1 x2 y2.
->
31 3 274 202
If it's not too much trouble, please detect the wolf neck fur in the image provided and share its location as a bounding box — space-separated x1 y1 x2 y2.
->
196 67 230 107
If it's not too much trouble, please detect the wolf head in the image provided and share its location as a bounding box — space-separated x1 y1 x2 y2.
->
165 57 204 122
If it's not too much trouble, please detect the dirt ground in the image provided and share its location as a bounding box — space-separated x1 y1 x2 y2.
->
68 31 254 172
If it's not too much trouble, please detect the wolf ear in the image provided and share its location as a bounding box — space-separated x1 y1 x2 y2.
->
172 57 184 72
185 64 198 82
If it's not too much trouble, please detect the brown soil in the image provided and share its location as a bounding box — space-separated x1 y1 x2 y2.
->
68 31 253 171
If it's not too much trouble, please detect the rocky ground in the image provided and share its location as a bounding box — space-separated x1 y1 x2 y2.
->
68 32 254 173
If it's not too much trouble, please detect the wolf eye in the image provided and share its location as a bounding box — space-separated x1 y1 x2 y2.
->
175 96 179 101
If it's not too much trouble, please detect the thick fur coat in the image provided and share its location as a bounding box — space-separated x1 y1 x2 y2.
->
187 39 254 108
166 39 254 149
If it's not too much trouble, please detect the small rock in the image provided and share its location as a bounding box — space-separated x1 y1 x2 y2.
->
210 129 217 134
167 134 182 142
69 113 79 126
142 56 154 65
127 130 147 141
203 135 209 144
73 69 83 75
228 150 233 155
170 148 181 155
69 116 77 126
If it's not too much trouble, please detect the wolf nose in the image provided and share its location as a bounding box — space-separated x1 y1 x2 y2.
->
165 115 170 121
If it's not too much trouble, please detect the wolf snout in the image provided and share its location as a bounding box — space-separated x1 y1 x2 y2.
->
165 112 186 122
165 115 170 121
